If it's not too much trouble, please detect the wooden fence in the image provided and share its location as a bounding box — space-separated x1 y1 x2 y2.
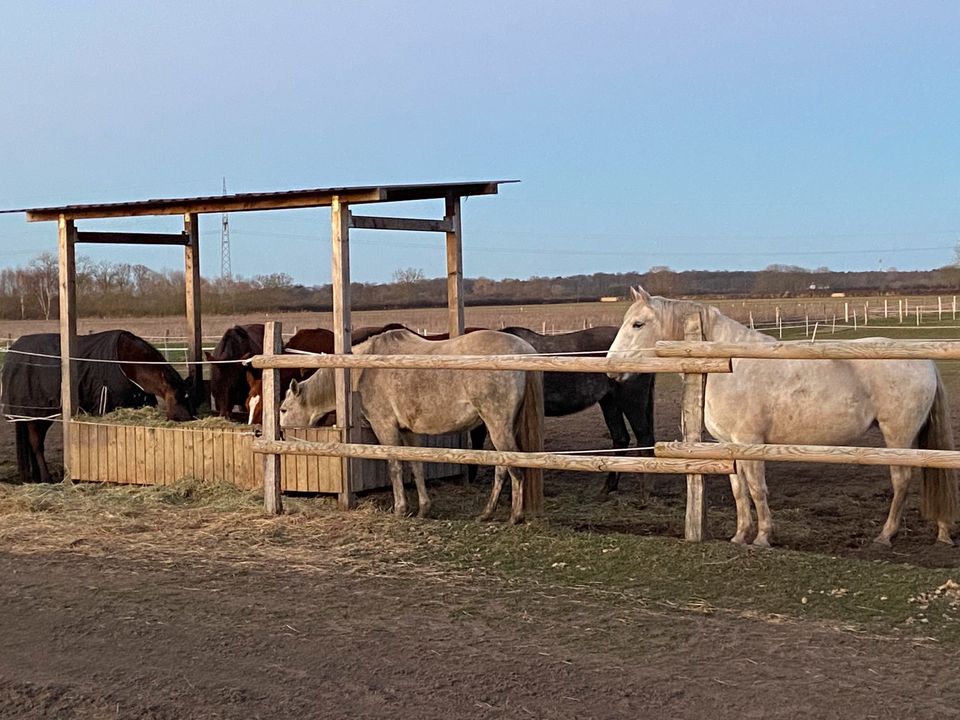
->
250 320 960 543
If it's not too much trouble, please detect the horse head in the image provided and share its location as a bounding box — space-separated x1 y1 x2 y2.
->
279 370 336 428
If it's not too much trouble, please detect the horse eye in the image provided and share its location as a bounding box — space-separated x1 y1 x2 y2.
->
632 321 645 329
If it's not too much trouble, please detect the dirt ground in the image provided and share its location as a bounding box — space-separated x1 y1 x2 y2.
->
3 369 960 718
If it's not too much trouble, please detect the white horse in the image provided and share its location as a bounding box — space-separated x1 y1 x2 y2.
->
279 329 544 523
609 287 958 548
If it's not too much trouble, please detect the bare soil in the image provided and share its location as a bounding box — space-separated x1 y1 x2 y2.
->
4 370 960 718
4 306 960 717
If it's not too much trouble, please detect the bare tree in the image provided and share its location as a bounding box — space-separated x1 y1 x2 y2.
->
392 267 425 284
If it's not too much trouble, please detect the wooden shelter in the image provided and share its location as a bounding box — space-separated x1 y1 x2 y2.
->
2 181 515 505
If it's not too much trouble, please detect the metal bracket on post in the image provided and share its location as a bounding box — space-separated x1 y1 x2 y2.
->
682 312 707 542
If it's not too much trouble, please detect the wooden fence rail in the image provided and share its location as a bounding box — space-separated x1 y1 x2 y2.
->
253 438 735 476
249 353 732 374
655 339 960 360
656 441 960 469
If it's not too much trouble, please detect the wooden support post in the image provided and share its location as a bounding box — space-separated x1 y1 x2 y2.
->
444 196 464 337
331 197 358 509
682 313 707 542
262 321 283 515
183 213 203 401
58 216 78 480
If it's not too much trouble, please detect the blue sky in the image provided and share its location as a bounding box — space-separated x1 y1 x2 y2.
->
1 1 958 285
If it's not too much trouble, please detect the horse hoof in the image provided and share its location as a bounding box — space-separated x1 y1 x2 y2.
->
936 535 955 547
508 514 524 525
873 534 892 547
476 512 494 523
730 535 749 546
417 506 432 519
752 537 771 549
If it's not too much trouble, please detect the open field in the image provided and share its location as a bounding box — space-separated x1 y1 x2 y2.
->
3 299 960 717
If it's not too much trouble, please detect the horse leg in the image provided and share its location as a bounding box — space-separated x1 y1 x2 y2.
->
478 465 508 522
479 421 525 524
598 394 630 495
738 459 774 547
728 466 755 544
401 430 431 518
468 425 487 483
29 421 54 484
875 465 914 546
376 425 409 516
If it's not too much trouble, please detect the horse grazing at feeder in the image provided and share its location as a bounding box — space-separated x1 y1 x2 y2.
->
466 325 655 493
244 324 487 424
279 328 543 523
1 330 195 483
609 286 959 548
206 324 264 420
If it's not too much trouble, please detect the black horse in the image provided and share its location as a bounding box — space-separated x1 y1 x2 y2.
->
470 326 655 492
205 324 265 419
1 330 194 483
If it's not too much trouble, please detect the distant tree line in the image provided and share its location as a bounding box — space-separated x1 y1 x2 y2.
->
1 253 959 320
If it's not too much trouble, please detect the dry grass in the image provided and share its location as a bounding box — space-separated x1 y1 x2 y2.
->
2 479 960 644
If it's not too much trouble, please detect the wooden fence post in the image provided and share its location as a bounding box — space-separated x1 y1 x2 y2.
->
682 313 707 542
262 321 283 515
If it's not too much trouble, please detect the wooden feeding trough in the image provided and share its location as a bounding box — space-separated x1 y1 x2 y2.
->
68 422 461 492
2 181 512 501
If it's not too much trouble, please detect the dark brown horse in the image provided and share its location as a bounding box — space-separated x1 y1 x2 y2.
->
471 326 655 493
1 330 194 483
205 324 264 419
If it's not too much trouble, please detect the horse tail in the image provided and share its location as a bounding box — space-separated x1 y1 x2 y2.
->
15 422 34 483
516 370 544 511
918 368 959 525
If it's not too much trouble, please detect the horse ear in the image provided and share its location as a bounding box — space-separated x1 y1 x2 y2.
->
245 369 257 386
631 286 652 304
289 379 300 397
204 351 214 361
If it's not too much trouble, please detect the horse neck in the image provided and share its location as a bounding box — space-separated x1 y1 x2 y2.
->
671 301 770 343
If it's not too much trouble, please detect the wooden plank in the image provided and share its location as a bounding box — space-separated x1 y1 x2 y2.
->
183 213 203 401
25 188 388 221
656 441 960 469
235 432 253 490
21 181 510 222
134 426 146 484
250 353 731 375
202 429 215 480
182 429 195 479
655 339 960 360
106 424 118 483
252 439 734 476
58 217 78 479
73 423 87 481
144 428 156 484
163 427 176 484
115 424 128 483
682 313 707 543
173 427 184 482
445 195 465 337
75 231 190 245
331 197 358 509
212 429 224 480
261 322 283 513
222 430 235 486
348 215 453 233
97 424 109 482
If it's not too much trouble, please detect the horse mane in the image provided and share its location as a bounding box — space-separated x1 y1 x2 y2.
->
649 295 767 343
